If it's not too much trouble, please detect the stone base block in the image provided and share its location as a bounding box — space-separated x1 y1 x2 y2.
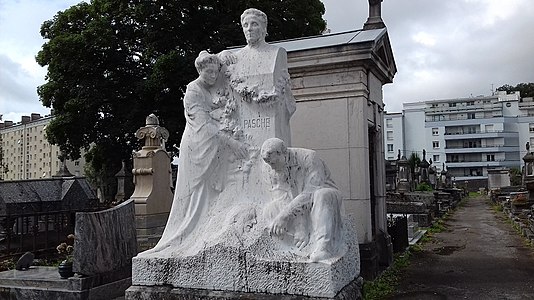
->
0 266 131 300
136 212 168 251
126 276 363 300
132 243 359 298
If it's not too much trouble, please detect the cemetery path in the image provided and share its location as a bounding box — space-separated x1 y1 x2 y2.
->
390 194 534 300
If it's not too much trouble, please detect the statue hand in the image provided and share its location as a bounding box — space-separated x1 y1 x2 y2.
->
270 213 288 236
218 50 237 65
294 230 309 249
229 139 248 160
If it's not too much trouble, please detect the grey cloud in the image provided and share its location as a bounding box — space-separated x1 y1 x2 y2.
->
0 54 42 112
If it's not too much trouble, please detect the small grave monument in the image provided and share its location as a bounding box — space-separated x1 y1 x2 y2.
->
130 114 173 250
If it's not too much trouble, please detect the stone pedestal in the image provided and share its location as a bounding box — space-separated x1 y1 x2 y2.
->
229 46 294 147
131 114 173 251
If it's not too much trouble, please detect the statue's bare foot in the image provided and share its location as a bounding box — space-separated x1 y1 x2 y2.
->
309 242 332 263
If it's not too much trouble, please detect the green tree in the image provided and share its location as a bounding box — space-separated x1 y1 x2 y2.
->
36 0 326 196
509 167 522 186
497 82 534 98
407 152 420 178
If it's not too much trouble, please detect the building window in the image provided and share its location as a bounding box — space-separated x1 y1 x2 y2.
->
487 155 495 161
387 144 394 152
432 141 440 148
432 128 439 136
386 118 392 128
466 101 475 106
74 161 80 166
468 113 475 119
529 123 534 133
433 155 440 162
386 131 393 140
449 103 456 107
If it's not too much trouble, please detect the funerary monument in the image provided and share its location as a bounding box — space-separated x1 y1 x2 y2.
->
127 8 361 299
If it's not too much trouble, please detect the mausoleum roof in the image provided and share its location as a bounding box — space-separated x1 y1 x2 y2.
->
272 28 386 52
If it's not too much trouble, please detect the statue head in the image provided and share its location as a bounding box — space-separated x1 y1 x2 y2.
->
194 51 222 86
261 138 288 169
241 8 267 46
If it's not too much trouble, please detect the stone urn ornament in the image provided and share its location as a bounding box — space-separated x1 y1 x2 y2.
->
56 234 75 279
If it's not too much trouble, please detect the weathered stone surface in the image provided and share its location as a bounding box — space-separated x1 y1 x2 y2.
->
130 8 359 299
0 266 131 300
74 199 137 276
127 276 363 300
386 201 428 213
132 219 360 298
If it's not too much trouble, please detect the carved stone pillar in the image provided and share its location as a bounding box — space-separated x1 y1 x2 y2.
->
130 114 173 251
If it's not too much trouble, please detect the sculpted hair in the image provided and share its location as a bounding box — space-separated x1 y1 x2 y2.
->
241 8 268 29
194 50 221 74
261 138 287 155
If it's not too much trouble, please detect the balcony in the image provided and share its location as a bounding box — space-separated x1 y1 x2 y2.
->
445 159 520 168
445 145 519 154
443 130 518 140
425 103 501 114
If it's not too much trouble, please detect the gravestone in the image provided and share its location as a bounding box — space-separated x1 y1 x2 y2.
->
74 199 137 276
0 200 137 299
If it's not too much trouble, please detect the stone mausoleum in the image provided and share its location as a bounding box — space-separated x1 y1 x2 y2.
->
279 13 396 279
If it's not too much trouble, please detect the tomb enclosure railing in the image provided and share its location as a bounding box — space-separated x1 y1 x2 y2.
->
0 207 106 260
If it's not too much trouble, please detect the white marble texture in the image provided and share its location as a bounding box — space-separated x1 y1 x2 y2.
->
131 8 359 298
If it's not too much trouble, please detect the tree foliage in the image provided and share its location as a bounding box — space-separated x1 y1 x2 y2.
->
36 0 326 190
497 82 534 98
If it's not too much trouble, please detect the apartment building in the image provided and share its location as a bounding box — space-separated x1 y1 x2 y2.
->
384 91 532 186
0 113 85 180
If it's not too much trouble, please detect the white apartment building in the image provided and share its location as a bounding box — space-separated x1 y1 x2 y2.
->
0 113 86 180
384 91 533 185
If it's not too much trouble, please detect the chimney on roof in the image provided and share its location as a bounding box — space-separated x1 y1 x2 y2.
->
4 121 13 127
31 113 41 121
21 116 30 124
363 0 386 30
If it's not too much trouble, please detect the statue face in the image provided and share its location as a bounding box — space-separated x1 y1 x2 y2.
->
199 63 219 86
261 146 285 169
241 15 265 45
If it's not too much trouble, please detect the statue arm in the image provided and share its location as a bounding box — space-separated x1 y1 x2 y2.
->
184 84 247 159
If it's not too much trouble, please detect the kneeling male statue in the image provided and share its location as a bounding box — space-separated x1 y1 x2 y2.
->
261 138 343 262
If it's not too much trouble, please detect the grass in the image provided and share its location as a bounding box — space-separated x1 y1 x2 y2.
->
362 251 412 300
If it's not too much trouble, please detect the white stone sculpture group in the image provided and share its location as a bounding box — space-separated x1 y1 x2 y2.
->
133 8 359 296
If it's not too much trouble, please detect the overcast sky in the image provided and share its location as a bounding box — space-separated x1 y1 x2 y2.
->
1 0 533 122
